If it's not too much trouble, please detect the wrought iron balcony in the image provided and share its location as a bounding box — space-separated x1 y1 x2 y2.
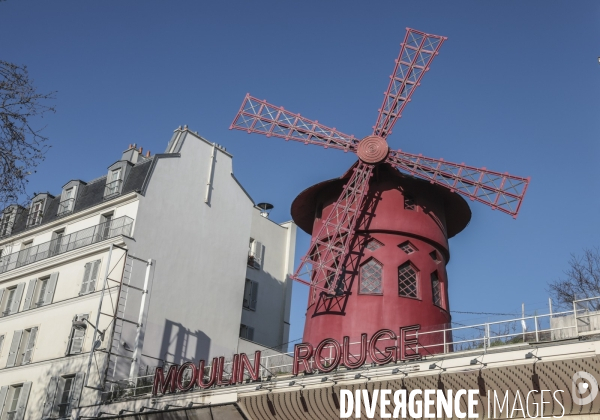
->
104 179 123 198
57 198 75 216
0 216 134 274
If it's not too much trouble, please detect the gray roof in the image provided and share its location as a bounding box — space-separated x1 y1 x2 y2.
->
5 158 154 238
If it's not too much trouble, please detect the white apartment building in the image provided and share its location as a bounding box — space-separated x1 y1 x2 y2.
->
0 126 296 419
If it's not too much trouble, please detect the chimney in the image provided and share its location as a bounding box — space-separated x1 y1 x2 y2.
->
122 144 140 163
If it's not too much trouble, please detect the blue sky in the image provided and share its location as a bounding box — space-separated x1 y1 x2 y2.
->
2 1 600 350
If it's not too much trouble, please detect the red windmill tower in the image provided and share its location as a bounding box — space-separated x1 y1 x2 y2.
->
231 29 530 360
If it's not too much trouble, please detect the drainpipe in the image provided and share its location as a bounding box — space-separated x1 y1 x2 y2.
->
205 144 217 204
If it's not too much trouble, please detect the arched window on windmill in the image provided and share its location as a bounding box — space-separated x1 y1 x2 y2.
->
398 262 419 299
360 258 383 295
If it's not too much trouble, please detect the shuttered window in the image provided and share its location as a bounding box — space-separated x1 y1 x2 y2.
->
67 314 89 355
0 283 24 317
23 273 58 310
42 373 85 418
7 327 38 367
21 327 38 365
79 260 101 295
0 382 32 420
243 279 258 311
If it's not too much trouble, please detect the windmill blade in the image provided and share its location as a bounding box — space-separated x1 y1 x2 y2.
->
292 162 373 301
386 150 530 218
231 95 358 152
373 29 446 139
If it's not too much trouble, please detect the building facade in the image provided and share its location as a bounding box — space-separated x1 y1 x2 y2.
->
0 126 296 419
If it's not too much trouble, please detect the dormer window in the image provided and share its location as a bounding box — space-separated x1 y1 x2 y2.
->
27 200 44 227
105 168 122 198
58 187 75 216
0 207 16 237
58 180 85 217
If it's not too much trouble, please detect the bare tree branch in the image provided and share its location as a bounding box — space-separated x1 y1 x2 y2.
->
0 60 55 208
548 247 600 308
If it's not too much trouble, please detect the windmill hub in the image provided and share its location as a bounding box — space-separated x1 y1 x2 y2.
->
356 135 389 164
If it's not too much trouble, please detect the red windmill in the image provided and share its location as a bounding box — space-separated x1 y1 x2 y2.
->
231 28 530 359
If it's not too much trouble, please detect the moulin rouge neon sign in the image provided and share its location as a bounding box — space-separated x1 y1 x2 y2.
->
153 325 421 396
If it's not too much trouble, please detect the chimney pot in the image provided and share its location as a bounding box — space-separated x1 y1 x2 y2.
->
139 147 143 154
145 150 151 157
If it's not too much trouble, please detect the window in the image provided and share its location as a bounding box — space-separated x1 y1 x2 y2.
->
0 209 14 237
399 241 417 254
23 273 58 310
79 260 101 295
4 385 21 420
0 283 24 317
98 213 113 241
42 374 84 419
27 200 44 227
248 238 263 269
431 272 442 307
58 188 75 216
0 383 31 420
398 262 418 298
6 327 38 367
243 279 258 311
365 239 383 251
360 258 383 294
239 324 254 341
16 241 32 267
430 250 442 264
34 277 47 307
50 230 65 257
2 288 16 317
56 376 75 418
105 168 122 197
67 314 88 355
404 195 416 211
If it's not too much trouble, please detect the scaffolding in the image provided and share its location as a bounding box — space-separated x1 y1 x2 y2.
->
82 244 155 393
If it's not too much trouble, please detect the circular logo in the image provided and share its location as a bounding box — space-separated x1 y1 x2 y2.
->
572 371 599 405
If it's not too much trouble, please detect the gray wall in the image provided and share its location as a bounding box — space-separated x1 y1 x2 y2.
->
129 131 254 370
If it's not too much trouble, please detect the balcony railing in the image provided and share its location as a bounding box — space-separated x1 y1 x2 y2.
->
104 179 123 198
57 198 75 216
0 216 134 274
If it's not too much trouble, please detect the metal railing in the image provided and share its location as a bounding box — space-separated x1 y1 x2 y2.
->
0 216 134 274
104 179 123 198
57 198 75 216
107 296 600 400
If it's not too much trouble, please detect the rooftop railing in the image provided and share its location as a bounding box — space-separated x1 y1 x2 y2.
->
0 216 134 274
105 296 600 400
